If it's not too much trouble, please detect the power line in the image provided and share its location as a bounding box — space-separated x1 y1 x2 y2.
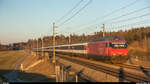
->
57 0 92 27
109 12 150 24
57 0 140 36
95 0 139 21
56 0 92 35
103 5 150 23
56 19 150 37
74 11 150 34
107 19 150 31
74 18 150 35
56 0 84 23
83 20 150 35
73 0 139 30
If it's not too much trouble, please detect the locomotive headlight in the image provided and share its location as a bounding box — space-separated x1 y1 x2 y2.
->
112 53 116 56
124 53 128 56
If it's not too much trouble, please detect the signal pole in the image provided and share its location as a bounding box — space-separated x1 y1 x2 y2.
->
49 23 51 59
68 35 71 49
69 36 71 44
37 39 38 56
102 24 105 37
52 23 56 63
145 33 148 52
42 37 44 58
52 23 58 82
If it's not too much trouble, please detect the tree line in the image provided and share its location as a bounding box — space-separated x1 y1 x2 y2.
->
1 26 149 52
26 26 150 51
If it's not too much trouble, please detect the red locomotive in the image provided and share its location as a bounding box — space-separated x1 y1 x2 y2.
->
39 36 129 64
88 36 128 63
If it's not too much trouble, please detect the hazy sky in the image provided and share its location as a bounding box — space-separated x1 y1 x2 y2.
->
0 0 150 44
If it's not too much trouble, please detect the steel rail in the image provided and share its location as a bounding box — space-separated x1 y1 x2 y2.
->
116 64 150 72
56 54 150 82
115 64 150 79
32 49 150 82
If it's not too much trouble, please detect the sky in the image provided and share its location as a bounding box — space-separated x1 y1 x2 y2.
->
0 0 150 44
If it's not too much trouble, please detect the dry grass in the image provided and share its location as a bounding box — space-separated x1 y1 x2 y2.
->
128 41 150 61
0 50 26 74
19 52 55 81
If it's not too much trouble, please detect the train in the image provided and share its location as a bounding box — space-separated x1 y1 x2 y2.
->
35 36 129 64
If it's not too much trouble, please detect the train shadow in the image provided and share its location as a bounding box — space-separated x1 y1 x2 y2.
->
0 69 56 82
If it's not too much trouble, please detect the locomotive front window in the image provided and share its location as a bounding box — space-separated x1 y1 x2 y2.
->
110 42 127 48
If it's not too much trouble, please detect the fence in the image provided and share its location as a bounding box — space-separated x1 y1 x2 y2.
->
50 59 95 82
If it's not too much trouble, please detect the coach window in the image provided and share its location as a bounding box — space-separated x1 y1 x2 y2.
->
62 46 67 49
75 45 84 50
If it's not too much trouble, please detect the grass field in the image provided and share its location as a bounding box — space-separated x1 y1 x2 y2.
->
128 41 150 61
0 50 26 75
0 50 55 82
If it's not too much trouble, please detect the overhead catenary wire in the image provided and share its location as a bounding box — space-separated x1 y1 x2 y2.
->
86 21 150 35
55 0 84 23
102 5 150 24
67 0 140 36
92 0 139 22
103 19 150 33
74 19 150 35
109 12 150 24
107 19 150 31
55 0 93 36
57 0 93 27
74 10 150 34
72 0 139 30
56 0 150 37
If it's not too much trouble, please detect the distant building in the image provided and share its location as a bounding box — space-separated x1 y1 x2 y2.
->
0 44 11 51
12 42 27 50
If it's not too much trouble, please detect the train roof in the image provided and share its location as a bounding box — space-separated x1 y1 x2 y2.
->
55 42 88 47
39 42 88 49
34 36 125 50
90 36 125 42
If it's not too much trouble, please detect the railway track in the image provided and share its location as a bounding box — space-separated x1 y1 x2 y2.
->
56 54 150 82
116 64 150 72
115 63 150 79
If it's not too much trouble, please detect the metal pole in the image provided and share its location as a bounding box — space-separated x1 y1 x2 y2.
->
20 64 24 71
145 33 149 61
64 71 66 82
102 24 105 37
42 37 44 58
56 65 60 82
37 39 38 56
52 23 57 82
61 66 64 82
69 35 71 44
52 23 56 63
49 23 51 59
75 74 78 82
58 65 60 82
145 33 148 52
56 65 58 82
68 36 70 48
66 70 68 82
